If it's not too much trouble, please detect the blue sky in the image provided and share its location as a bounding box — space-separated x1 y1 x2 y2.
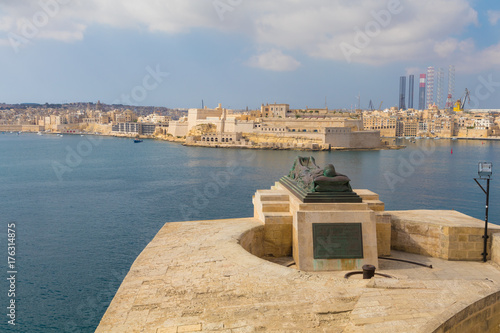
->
1 0 500 110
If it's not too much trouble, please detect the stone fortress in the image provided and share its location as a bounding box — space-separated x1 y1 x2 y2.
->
168 103 381 150
97 158 500 333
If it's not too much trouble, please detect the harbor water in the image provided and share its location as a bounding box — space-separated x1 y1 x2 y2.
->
1 133 499 332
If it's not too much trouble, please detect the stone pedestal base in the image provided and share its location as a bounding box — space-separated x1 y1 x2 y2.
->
253 183 382 271
289 194 378 271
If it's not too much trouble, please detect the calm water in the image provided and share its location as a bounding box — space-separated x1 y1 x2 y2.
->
1 133 499 332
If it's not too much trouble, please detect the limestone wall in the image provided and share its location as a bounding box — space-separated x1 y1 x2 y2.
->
493 233 500 265
239 225 265 258
376 212 391 256
0 125 22 131
430 290 500 333
324 130 381 148
167 122 188 137
390 210 500 260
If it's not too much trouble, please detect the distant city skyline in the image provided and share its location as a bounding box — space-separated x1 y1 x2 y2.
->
1 0 500 109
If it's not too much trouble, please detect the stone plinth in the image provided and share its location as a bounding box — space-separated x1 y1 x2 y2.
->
390 210 500 260
275 182 378 271
252 189 293 257
375 212 392 256
253 185 385 270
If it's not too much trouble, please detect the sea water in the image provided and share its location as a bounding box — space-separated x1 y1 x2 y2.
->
0 133 498 332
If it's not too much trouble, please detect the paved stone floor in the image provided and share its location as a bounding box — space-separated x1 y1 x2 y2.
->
96 218 500 333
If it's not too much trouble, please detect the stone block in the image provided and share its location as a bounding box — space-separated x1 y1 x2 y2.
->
376 213 391 256
492 233 500 265
459 242 476 251
177 323 202 332
353 189 380 200
261 202 290 213
157 328 177 333
449 250 468 260
466 250 483 260
469 235 482 242
292 205 378 271
405 223 429 235
365 200 385 212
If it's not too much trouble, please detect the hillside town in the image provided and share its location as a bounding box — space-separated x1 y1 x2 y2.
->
1 101 500 150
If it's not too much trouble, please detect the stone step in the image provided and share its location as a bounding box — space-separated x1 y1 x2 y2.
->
259 193 290 202
354 189 380 201
263 212 293 225
261 201 290 213
364 199 385 212
255 189 289 200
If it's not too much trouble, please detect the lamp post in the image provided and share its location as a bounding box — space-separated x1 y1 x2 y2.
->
474 162 492 262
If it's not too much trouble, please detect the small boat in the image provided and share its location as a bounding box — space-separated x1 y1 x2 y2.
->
134 139 143 143
434 137 440 140
451 138 457 140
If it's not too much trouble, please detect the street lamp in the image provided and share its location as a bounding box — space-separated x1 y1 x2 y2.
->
474 162 493 262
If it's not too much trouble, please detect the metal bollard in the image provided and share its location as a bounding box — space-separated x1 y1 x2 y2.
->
362 264 376 279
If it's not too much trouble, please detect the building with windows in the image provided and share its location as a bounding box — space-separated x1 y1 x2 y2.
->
111 122 156 135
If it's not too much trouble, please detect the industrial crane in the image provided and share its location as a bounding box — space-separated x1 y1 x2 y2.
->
453 88 470 112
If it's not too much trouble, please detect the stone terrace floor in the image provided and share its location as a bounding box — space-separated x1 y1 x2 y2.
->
96 217 500 333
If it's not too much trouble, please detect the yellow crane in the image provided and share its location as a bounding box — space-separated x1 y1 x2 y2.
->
453 88 470 112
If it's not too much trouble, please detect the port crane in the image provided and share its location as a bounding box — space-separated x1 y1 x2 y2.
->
453 88 470 112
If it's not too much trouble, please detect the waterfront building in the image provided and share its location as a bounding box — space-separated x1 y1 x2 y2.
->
111 122 156 135
170 103 381 149
363 115 397 137
260 103 291 118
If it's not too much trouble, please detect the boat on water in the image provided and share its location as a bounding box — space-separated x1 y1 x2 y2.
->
451 137 458 140
434 137 440 140
134 139 143 143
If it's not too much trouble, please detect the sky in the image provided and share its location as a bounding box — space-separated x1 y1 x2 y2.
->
1 0 500 110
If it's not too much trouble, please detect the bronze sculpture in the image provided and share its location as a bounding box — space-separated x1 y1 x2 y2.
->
287 156 353 193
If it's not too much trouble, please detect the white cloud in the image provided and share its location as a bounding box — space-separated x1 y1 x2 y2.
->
246 49 301 72
434 38 459 58
458 42 500 73
1 0 499 72
487 10 500 25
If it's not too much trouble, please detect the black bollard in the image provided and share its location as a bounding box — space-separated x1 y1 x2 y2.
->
362 264 376 279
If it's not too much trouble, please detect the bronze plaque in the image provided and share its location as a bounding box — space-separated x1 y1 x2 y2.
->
313 223 363 259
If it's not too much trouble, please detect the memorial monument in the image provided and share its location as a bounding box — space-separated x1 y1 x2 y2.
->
253 156 379 271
